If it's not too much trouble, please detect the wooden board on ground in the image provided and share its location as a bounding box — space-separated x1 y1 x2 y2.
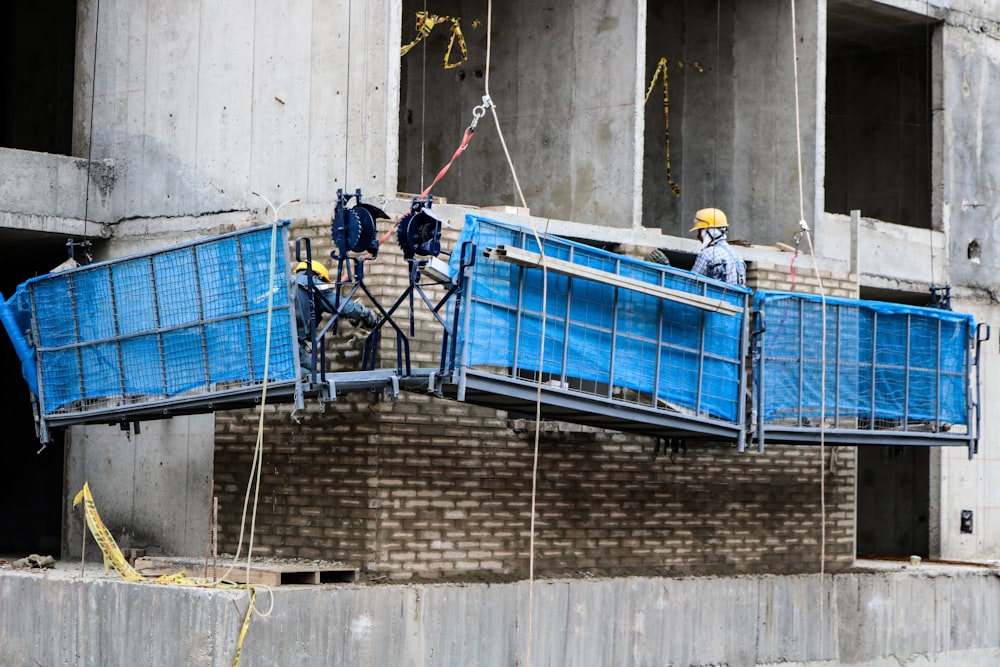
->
134 556 358 585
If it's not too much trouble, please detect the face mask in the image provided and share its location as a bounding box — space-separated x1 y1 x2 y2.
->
701 227 726 249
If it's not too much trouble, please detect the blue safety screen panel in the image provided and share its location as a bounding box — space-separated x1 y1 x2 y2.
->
5 223 298 417
0 287 39 396
451 216 750 423
754 290 974 429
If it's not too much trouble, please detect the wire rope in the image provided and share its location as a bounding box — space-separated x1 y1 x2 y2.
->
83 0 101 243
713 0 721 210
924 1 937 287
342 0 354 186
420 0 428 192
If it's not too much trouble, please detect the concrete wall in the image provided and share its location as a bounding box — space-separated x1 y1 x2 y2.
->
939 17 1000 287
3 567 1000 666
74 0 401 227
64 415 216 558
735 0 822 247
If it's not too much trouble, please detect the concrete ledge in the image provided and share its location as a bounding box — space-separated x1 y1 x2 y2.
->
0 147 115 225
3 564 999 666
0 209 110 240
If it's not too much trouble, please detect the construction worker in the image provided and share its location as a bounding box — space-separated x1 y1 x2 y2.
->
689 207 746 286
293 260 378 372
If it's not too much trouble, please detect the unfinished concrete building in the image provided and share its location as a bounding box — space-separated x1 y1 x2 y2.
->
2 0 1000 665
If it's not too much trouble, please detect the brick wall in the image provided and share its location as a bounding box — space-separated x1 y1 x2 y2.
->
213 219 858 580
748 258 859 299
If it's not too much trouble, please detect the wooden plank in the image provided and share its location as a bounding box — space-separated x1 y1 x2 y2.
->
134 556 358 586
484 246 742 316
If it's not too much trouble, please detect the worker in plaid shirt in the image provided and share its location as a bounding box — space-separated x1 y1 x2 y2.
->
689 207 746 286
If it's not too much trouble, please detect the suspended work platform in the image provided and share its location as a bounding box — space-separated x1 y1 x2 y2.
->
436 216 751 446
752 290 987 457
0 223 303 442
0 214 986 456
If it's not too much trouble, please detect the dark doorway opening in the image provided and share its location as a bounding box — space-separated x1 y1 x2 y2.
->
0 0 77 154
0 232 70 556
857 446 930 557
856 284 935 558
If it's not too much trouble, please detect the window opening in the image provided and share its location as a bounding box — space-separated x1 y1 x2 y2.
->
0 1 76 154
826 1 936 229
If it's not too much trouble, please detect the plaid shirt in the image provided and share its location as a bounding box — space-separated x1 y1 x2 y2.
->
691 240 746 286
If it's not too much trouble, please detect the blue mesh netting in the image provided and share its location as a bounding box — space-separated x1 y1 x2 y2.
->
2 223 298 417
0 285 39 395
755 291 973 426
450 216 750 423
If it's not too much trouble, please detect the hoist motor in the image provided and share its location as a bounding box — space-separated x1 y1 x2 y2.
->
397 196 444 259
332 189 388 258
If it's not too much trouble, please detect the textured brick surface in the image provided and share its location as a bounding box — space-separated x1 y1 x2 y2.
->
213 220 859 580
747 259 860 299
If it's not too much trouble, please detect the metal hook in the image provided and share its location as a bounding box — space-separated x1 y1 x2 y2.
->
469 95 493 131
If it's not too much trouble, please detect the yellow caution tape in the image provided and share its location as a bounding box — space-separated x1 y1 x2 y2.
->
74 482 146 582
74 482 257 667
231 588 257 667
400 11 469 69
644 57 682 199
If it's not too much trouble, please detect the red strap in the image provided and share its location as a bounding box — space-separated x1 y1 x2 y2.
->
420 127 474 199
377 127 476 247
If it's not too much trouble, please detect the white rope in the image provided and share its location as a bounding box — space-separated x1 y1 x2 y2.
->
801 223 827 655
343 0 354 184
484 18 527 211
220 195 292 588
482 3 545 665
788 0 827 657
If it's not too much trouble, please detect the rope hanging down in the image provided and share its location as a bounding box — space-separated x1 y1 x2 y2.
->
644 57 702 199
400 11 469 69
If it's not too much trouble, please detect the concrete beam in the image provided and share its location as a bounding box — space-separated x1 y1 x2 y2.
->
0 148 115 228
0 210 110 240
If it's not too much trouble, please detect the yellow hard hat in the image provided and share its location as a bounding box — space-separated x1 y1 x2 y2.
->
293 260 331 282
689 208 728 232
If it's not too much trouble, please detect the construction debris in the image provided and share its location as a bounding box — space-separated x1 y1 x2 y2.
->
12 554 55 569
